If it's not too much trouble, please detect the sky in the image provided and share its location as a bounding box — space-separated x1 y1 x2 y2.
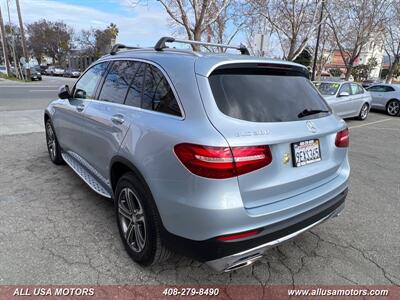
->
0 0 177 47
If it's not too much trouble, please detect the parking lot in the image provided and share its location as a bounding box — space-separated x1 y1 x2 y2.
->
0 77 399 285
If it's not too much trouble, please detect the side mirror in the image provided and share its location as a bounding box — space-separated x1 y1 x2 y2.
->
58 85 71 99
338 91 350 97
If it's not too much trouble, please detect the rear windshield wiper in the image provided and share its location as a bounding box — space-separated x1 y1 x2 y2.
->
298 109 329 118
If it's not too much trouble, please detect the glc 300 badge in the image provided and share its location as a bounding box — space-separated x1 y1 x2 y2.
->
282 153 290 164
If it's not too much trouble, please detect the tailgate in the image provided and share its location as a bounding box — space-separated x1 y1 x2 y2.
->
196 66 347 209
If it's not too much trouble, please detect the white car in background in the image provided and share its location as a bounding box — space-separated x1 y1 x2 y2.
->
45 66 65 76
0 65 7 74
366 84 400 116
314 81 372 120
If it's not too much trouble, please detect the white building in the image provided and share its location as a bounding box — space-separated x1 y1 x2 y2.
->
355 35 385 79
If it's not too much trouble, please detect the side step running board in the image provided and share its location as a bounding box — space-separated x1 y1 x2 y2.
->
62 152 112 198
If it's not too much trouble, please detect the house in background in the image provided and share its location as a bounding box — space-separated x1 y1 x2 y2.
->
67 49 97 72
357 36 385 78
323 36 385 79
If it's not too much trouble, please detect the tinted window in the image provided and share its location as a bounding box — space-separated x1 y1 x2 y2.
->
74 63 107 99
99 61 139 104
367 85 385 92
141 65 181 116
357 84 364 94
384 86 395 92
125 63 144 108
209 69 330 122
351 83 363 95
339 83 352 95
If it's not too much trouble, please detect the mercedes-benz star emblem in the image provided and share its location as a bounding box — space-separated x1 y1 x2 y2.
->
306 121 317 133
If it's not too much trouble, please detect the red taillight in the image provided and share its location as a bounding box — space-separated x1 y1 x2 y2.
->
173 143 272 179
217 230 259 241
335 128 349 148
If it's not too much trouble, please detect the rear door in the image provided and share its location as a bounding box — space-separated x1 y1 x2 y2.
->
382 85 397 107
367 85 386 108
334 83 354 117
196 64 346 209
349 83 364 115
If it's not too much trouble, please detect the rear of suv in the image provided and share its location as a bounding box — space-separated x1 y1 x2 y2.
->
44 37 349 272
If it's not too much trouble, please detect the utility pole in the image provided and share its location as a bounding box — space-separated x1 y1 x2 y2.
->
15 0 29 79
0 6 11 76
311 0 325 81
6 0 21 79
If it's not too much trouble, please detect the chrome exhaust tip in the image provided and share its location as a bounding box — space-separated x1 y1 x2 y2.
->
223 254 263 272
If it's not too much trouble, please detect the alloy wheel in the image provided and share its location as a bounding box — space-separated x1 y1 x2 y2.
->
46 123 56 160
360 104 369 120
387 100 400 116
118 187 146 253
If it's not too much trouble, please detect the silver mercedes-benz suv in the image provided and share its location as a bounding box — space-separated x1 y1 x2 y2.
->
44 37 349 272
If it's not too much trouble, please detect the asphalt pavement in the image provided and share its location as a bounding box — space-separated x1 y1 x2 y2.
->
0 76 76 112
0 77 399 285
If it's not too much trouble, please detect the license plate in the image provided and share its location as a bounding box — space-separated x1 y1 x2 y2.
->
291 139 321 167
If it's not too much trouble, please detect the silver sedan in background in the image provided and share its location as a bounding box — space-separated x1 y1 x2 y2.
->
366 84 400 116
314 81 371 120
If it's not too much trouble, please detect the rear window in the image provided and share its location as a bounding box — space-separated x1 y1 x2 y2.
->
209 68 330 122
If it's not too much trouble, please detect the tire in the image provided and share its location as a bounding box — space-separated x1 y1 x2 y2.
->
115 172 171 266
358 103 369 120
45 120 64 165
386 99 400 116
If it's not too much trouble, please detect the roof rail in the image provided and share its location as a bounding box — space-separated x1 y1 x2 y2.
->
154 37 250 55
110 43 142 55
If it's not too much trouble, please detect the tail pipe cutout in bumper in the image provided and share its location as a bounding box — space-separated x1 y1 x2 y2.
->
206 189 347 272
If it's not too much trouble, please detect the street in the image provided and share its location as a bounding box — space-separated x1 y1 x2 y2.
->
0 77 399 285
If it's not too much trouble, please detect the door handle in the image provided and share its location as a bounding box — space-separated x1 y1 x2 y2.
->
76 104 85 112
111 114 125 125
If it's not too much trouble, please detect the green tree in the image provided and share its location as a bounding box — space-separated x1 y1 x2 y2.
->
95 23 119 56
366 57 378 77
351 64 369 81
351 58 379 81
27 20 73 66
329 68 342 77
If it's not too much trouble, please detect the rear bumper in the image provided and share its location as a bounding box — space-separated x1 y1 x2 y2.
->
161 187 347 271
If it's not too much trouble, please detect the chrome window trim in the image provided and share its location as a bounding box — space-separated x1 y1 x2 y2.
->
89 98 184 121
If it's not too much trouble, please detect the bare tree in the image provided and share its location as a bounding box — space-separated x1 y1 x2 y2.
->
156 0 231 50
313 21 336 79
243 12 281 57
326 0 390 80
76 29 97 56
384 1 400 83
250 0 323 61
76 24 119 58
205 1 247 52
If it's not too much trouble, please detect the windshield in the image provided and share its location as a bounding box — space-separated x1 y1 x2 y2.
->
209 68 330 123
314 82 340 96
